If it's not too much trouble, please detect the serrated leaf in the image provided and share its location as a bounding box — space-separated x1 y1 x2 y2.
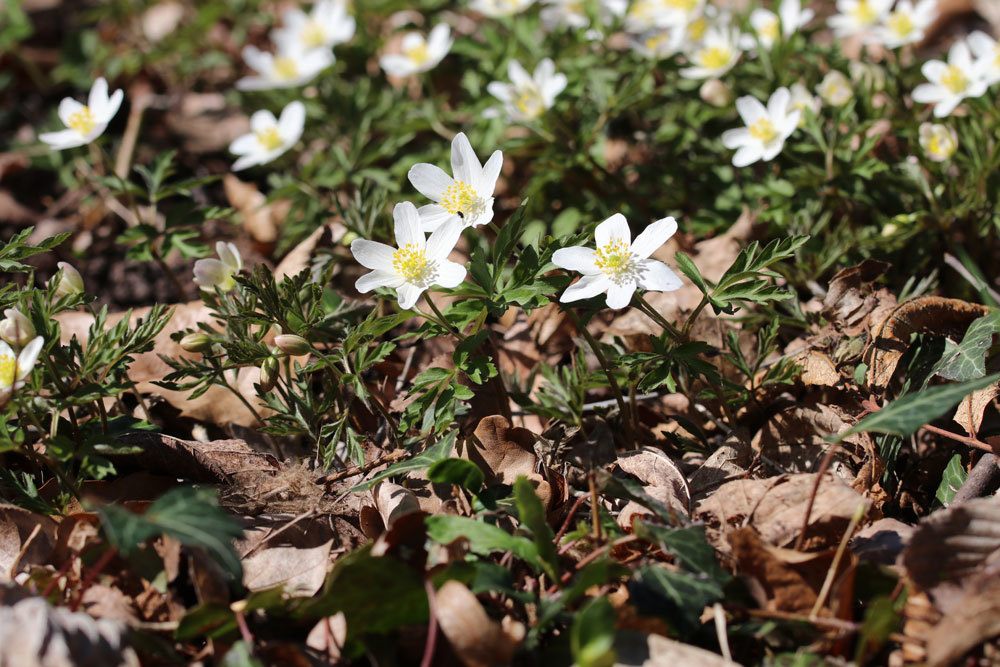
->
628 565 723 636
350 432 455 491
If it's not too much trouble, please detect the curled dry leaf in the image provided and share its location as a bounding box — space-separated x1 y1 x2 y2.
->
688 435 753 502
924 574 1000 667
242 539 333 597
110 433 281 485
0 505 57 583
952 381 999 436
0 590 140 667
433 580 525 667
751 402 858 480
374 482 422 530
616 447 690 529
822 259 893 335
224 174 291 245
614 631 741 666
695 473 870 553
849 517 914 565
306 612 348 661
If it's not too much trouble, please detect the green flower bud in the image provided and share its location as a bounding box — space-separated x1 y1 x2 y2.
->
52 262 85 298
258 356 279 393
179 333 213 353
274 334 311 356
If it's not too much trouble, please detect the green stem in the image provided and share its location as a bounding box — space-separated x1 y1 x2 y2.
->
634 293 684 340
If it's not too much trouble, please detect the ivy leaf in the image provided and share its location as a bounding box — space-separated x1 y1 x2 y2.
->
632 521 728 582
935 454 967 505
628 565 723 636
932 311 1000 381
833 373 1000 441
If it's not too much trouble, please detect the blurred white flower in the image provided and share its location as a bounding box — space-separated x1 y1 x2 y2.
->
816 70 854 107
631 26 685 58
237 43 333 91
827 0 891 40
407 132 502 231
912 40 989 117
625 0 705 32
721 87 800 167
0 336 44 407
541 0 627 31
0 309 35 348
680 24 742 79
272 0 355 51
471 0 535 17
789 82 819 124
553 214 682 309
875 0 936 48
486 59 567 122
194 242 243 292
748 0 813 49
39 78 123 150
379 25 453 77
968 31 1000 86
52 262 85 298
918 122 958 162
699 78 732 107
351 202 467 309
229 101 305 171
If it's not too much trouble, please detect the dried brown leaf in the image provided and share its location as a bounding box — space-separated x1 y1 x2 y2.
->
434 580 525 667
0 505 57 583
616 447 690 529
242 539 332 596
109 433 280 484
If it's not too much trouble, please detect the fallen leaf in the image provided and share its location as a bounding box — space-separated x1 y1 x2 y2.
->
0 505 57 583
224 174 291 245
242 539 333 596
108 433 281 485
614 631 740 666
374 482 421 530
616 448 690 529
305 612 348 661
433 580 526 667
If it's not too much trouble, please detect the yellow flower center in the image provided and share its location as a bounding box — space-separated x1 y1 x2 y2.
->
645 33 669 52
887 11 914 37
749 117 778 143
514 87 543 118
687 17 707 41
404 42 430 65
760 17 779 41
440 180 479 216
697 46 732 70
629 0 655 21
940 65 968 94
594 239 635 282
255 127 284 151
0 353 16 388
302 21 326 48
665 0 698 10
851 0 877 25
392 244 431 282
67 106 96 135
273 57 299 80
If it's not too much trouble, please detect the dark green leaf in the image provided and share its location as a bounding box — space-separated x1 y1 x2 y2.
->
571 598 617 667
513 477 560 581
427 458 485 492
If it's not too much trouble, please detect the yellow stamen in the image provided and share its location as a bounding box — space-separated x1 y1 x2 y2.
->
404 42 430 65
302 21 326 49
697 46 732 70
851 0 876 25
594 239 635 281
514 87 543 118
273 57 299 80
887 11 913 37
255 127 283 151
749 117 778 143
687 17 707 41
760 17 779 41
940 65 968 94
0 353 16 388
664 0 698 10
392 244 430 282
440 180 479 216
67 106 96 135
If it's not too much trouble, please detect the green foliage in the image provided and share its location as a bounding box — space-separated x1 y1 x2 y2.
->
932 311 1000 382
571 598 617 667
514 476 560 581
935 454 967 506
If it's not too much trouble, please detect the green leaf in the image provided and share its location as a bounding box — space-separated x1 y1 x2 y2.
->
674 252 710 296
628 565 723 636
453 330 498 385
513 477 560 581
99 487 244 581
632 521 728 582
854 596 903 664
425 515 542 568
220 642 264 667
834 373 1000 441
932 311 1000 381
350 433 455 491
935 454 967 505
427 458 485 492
571 598 617 667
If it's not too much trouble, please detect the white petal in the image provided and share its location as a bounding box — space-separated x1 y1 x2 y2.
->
721 127 750 149
560 274 610 303
477 150 503 196
380 55 414 77
350 239 395 271
451 132 482 185
193 258 230 287
99 89 124 124
393 202 426 249
39 129 87 150
417 205 457 233
630 216 677 258
408 163 453 201
434 260 467 288
396 283 425 310
229 133 258 155
736 95 768 125
57 98 86 127
911 83 944 103
16 336 44 381
767 87 791 117
732 145 762 167
356 270 404 293
508 60 532 88
250 109 278 132
88 78 109 114
637 260 683 292
594 213 631 248
232 153 265 171
278 101 306 142
552 246 599 274
218 241 242 271
605 281 637 309
425 216 463 260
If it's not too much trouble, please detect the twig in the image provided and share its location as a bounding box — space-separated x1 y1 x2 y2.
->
554 494 588 545
420 579 439 667
71 547 118 611
810 501 867 619
943 253 1000 304
745 609 922 646
713 603 733 663
794 443 842 551
921 423 996 454
316 449 409 485
951 453 1000 504
240 509 318 558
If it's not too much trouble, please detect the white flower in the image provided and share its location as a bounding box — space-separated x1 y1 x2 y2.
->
553 214 682 309
272 0 356 51
968 31 1000 86
52 262 85 298
541 0 627 30
407 132 502 232
0 309 35 348
350 202 467 309
918 122 958 162
625 0 705 32
631 26 686 58
789 82 819 124
699 78 732 107
680 24 742 79
721 87 800 167
875 0 936 48
236 43 333 91
816 70 854 107
0 336 44 406
471 0 535 17
39 78 123 151
748 0 813 49
912 41 989 117
229 101 305 171
194 242 243 292
379 25 453 77
486 59 567 122
827 0 892 39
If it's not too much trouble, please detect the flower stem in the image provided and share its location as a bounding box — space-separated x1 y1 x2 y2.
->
634 293 684 340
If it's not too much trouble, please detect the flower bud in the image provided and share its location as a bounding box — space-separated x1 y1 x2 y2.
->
0 308 35 348
699 79 732 108
258 356 279 394
816 71 853 107
919 122 958 163
179 333 213 353
52 262 85 298
274 334 311 356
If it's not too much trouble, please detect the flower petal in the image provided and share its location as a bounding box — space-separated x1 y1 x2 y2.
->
350 239 395 271
393 202 426 249
637 260 683 292
736 95 768 125
560 274 610 303
16 336 44 381
279 101 306 142
417 205 457 233
630 217 677 258
477 150 503 196
605 281 637 309
451 132 482 185
594 213 631 248
425 216 463 260
409 163 453 201
396 283 425 310
552 246 599 274
434 260 467 288
356 270 404 293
